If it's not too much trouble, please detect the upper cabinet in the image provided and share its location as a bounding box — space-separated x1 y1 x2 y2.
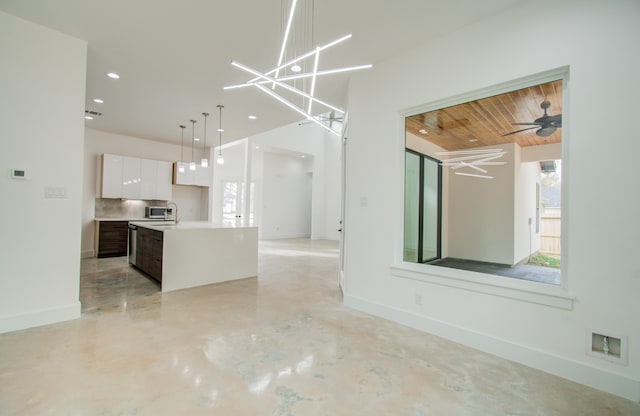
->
122 156 142 199
156 161 173 200
100 154 173 200
101 154 124 198
173 162 211 187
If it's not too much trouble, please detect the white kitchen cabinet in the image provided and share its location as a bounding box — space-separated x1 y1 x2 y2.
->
156 161 173 200
140 158 157 200
101 154 124 198
195 164 211 187
173 162 192 185
173 162 210 187
122 156 142 199
101 154 173 200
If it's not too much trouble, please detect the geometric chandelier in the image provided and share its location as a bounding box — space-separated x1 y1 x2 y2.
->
224 0 372 136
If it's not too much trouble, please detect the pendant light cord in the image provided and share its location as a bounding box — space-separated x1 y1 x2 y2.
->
179 125 185 163
217 105 224 155
202 112 209 160
190 120 196 162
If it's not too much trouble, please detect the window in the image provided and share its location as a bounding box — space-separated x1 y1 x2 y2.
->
403 73 565 285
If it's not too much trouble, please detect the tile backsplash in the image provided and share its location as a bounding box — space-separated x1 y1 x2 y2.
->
95 198 167 219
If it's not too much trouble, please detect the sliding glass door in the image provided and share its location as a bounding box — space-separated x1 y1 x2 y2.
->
404 149 441 263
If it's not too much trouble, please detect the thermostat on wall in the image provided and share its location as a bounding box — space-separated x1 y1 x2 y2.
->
10 168 27 179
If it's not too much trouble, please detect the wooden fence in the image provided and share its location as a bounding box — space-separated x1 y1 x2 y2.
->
540 216 561 255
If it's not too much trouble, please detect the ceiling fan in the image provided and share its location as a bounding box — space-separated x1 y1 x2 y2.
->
298 110 344 126
503 100 562 137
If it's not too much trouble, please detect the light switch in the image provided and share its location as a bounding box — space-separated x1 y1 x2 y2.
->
45 186 67 199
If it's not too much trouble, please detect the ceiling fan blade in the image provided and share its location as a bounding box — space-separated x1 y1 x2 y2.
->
502 126 538 136
511 122 542 126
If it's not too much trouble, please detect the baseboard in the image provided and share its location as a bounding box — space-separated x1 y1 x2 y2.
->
0 302 81 334
259 233 311 240
344 294 640 402
81 249 95 258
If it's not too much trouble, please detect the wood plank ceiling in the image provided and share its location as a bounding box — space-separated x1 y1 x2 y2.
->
406 80 563 151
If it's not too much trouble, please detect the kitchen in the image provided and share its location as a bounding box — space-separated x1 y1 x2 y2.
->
84 116 341 292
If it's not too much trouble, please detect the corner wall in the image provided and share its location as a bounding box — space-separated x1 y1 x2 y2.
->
0 12 86 332
343 0 640 401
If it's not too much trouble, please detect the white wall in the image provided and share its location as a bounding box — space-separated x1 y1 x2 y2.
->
0 12 86 332
83 128 209 256
343 0 640 401
260 152 312 239
448 144 516 264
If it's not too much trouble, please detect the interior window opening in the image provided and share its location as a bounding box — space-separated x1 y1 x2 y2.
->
404 78 563 285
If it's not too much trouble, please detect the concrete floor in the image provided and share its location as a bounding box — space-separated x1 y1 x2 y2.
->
1 239 637 415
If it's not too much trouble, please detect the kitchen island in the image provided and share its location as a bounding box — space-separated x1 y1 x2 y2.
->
129 221 258 292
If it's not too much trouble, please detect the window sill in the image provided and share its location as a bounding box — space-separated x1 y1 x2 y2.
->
391 263 574 310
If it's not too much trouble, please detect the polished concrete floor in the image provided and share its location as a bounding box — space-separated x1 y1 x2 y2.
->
1 239 639 415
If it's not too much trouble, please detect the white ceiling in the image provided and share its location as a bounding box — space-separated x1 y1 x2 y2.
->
0 0 522 146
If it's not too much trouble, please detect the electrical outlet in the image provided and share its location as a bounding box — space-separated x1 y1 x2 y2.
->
415 294 422 306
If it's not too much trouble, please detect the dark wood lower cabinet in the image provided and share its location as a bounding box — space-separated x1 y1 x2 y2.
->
97 221 129 258
136 227 163 282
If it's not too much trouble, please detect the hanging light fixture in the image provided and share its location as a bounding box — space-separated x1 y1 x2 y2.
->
189 119 197 171
225 0 371 137
201 112 209 168
216 105 225 165
178 124 186 173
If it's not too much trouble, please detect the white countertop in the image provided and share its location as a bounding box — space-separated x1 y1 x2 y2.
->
129 220 258 232
94 218 175 222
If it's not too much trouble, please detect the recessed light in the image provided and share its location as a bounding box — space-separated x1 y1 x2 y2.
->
419 129 428 134
84 115 93 120
301 155 305 158
107 72 120 79
255 145 260 149
93 98 104 104
469 138 478 142
194 137 200 142
248 115 257 120
217 128 224 132
291 64 302 72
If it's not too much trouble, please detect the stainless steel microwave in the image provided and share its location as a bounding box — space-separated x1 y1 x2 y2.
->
145 206 172 219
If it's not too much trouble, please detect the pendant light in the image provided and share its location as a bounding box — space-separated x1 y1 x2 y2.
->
189 119 197 171
178 124 186 173
216 105 225 165
201 112 210 168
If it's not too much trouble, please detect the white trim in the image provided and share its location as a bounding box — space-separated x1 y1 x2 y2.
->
391 263 574 310
258 233 311 240
0 302 81 334
344 294 640 402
